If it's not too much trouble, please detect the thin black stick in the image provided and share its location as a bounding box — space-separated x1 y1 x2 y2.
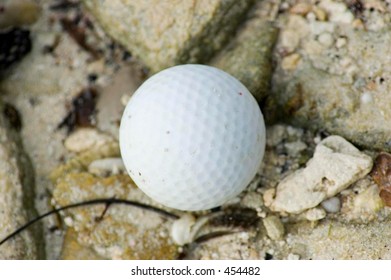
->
0 198 179 246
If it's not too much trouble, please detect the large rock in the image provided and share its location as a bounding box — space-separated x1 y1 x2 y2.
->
271 136 373 214
0 100 43 259
272 16 391 151
82 0 255 73
52 173 178 260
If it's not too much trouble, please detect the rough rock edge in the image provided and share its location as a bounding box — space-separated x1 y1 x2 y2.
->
0 100 44 259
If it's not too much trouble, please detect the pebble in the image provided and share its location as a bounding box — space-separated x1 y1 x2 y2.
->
241 192 264 209
321 197 341 213
64 128 113 153
88 158 126 176
290 3 312 16
0 0 41 29
361 92 373 104
318 32 334 47
319 0 354 24
287 253 300 260
262 215 285 240
284 140 307 156
271 136 373 214
263 188 276 208
303 207 326 221
335 37 347 48
313 7 327 21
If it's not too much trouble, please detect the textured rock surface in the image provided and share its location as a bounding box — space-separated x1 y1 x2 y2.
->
271 136 373 214
0 100 43 259
52 173 178 260
211 2 278 101
272 14 391 151
82 0 255 73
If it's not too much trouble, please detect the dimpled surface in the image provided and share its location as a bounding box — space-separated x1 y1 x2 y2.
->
120 64 265 211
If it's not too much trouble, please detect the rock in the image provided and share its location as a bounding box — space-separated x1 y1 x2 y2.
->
88 157 125 176
210 4 278 101
303 207 326 221
271 136 373 214
82 0 255 73
64 128 113 153
0 0 41 29
241 192 264 209
81 0 278 102
262 215 285 240
50 141 120 182
272 23 391 151
52 173 179 259
0 100 43 259
321 197 341 213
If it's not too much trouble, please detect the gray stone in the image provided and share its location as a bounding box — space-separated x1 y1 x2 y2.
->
0 100 43 259
271 136 373 214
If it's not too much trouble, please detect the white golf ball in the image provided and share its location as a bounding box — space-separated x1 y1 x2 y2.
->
120 64 265 211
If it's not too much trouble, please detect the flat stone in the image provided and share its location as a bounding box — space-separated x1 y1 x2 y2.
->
271 135 373 214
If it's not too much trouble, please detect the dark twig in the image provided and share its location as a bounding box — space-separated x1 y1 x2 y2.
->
0 198 178 246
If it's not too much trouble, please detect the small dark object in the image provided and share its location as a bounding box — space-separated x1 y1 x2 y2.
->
3 102 22 131
57 87 98 134
370 152 391 207
265 253 273 260
208 206 260 229
0 198 179 246
347 0 364 18
0 28 32 71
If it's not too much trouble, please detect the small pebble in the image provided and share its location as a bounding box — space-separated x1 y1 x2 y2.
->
88 158 125 176
263 188 276 208
262 215 285 240
361 92 373 104
287 253 300 260
336 37 347 48
318 32 334 47
64 128 112 153
304 207 326 221
313 7 327 21
290 3 312 15
321 197 341 213
241 192 264 209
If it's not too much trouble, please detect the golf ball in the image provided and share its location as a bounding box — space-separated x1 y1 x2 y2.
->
120 64 265 211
